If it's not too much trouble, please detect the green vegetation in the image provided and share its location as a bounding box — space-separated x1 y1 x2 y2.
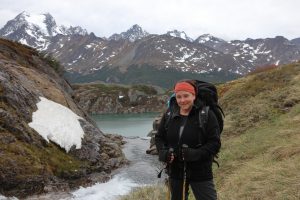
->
120 62 300 200
40 53 65 76
215 104 300 199
73 82 162 96
131 84 158 95
0 134 86 179
220 62 300 135
92 83 128 94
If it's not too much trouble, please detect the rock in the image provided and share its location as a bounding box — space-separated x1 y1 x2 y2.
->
0 39 128 198
0 133 16 144
146 114 163 155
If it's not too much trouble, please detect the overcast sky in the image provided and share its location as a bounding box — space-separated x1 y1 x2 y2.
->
0 0 299 40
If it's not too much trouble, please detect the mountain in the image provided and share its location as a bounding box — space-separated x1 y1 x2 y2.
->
166 29 193 42
109 24 149 42
291 37 300 46
0 11 87 50
196 34 300 68
194 34 227 50
1 12 300 88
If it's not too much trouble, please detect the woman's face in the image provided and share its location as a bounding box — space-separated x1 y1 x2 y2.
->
175 90 195 112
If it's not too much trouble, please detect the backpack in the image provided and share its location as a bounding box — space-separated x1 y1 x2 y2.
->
164 80 224 165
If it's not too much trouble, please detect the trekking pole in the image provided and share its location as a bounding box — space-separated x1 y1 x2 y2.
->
166 148 174 200
182 144 188 200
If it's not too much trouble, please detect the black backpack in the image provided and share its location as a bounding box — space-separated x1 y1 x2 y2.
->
193 80 224 134
164 80 224 165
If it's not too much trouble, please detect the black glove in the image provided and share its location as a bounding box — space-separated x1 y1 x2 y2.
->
158 148 173 163
182 147 201 162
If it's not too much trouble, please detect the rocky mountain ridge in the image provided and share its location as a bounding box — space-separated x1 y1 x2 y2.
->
1 12 300 88
0 38 127 198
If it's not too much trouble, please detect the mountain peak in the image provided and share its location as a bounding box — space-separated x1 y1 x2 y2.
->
129 24 143 31
17 11 30 18
195 34 225 44
166 29 193 42
0 11 88 50
109 24 149 42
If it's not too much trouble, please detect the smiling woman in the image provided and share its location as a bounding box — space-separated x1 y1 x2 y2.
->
155 80 221 200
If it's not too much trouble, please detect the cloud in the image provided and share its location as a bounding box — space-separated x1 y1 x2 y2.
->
0 0 299 40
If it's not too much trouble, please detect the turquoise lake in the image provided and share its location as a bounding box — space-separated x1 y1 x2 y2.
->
91 113 159 137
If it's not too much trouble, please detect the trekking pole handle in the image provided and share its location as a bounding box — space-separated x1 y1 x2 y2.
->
181 144 188 161
182 144 188 149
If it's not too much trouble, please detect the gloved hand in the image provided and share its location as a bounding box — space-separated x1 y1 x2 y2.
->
181 147 201 162
158 148 174 163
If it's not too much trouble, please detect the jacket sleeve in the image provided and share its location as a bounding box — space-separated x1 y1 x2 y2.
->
197 109 221 161
155 112 168 151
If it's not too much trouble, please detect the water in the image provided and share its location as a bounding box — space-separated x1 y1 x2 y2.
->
72 137 164 200
75 113 165 199
91 113 159 137
5 113 164 200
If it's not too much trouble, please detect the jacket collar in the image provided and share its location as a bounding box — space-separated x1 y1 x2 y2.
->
170 103 199 118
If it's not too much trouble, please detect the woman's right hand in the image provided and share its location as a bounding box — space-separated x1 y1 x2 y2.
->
158 148 175 163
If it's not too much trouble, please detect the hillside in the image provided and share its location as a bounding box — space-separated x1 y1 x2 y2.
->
72 82 168 114
0 39 127 198
121 62 300 199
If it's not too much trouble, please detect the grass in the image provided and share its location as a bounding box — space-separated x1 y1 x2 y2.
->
219 62 300 136
121 184 167 200
216 104 300 199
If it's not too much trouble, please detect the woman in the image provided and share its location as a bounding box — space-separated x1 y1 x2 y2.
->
155 80 221 200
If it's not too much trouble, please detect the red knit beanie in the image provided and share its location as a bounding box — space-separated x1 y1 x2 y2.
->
174 82 196 95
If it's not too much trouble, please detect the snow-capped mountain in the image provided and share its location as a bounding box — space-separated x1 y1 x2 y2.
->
109 24 149 42
1 11 300 87
291 37 300 46
166 30 193 42
0 11 87 50
194 34 228 51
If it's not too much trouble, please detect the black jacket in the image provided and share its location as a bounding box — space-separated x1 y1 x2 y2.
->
155 104 221 181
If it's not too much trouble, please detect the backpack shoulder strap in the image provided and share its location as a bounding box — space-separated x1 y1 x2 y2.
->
198 106 221 168
196 106 209 145
164 109 172 131
198 106 209 131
